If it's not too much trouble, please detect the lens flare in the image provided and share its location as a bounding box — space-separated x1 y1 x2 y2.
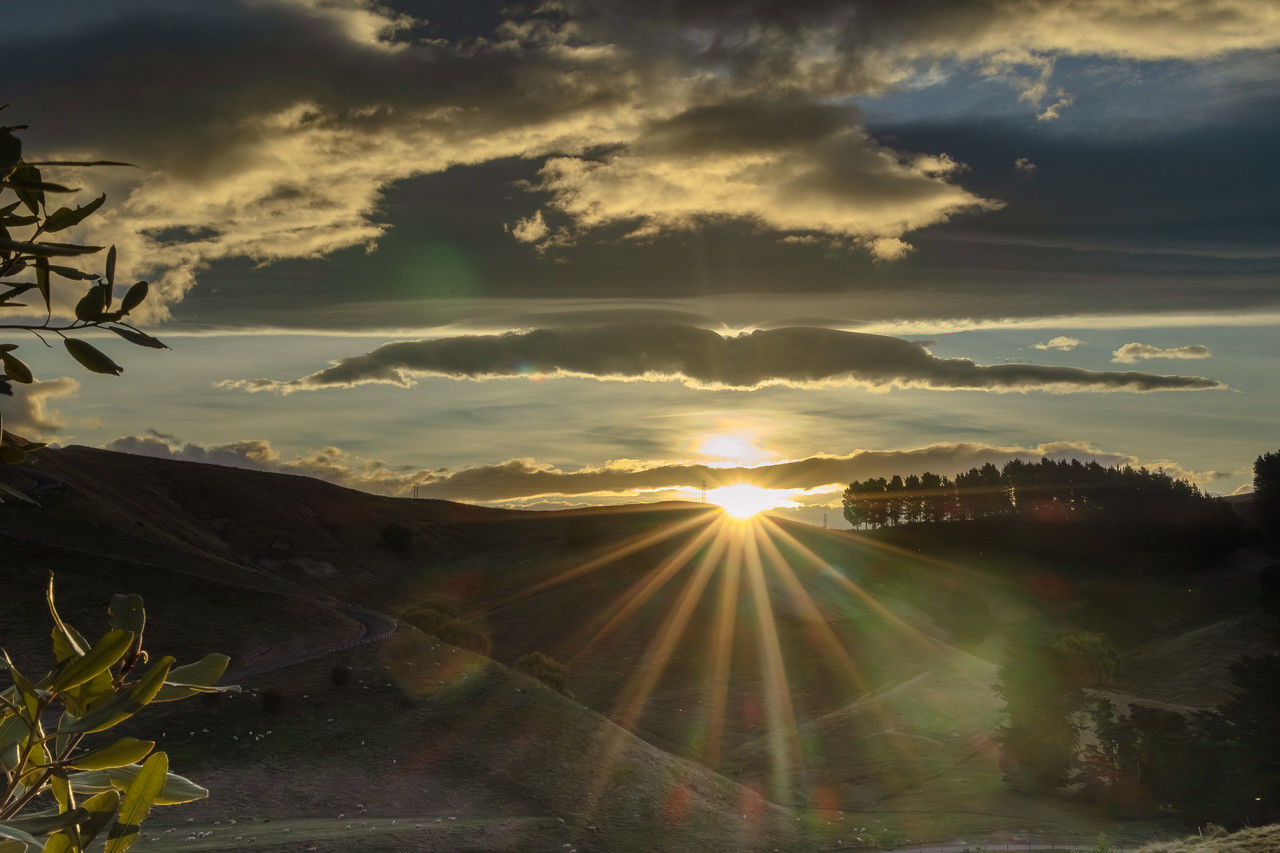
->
706 484 798 518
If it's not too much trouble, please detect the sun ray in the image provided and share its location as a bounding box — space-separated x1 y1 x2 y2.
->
758 517 941 652
487 511 708 612
610 523 728 732
569 517 729 662
743 524 804 806
700 529 743 768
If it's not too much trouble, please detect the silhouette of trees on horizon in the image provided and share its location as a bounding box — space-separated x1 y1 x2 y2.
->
843 457 1220 530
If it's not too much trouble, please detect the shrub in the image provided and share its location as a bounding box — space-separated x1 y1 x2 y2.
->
378 521 414 554
436 619 492 656
329 664 352 688
0 576 237 851
515 651 573 697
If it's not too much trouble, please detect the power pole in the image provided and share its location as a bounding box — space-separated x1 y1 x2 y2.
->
700 479 707 503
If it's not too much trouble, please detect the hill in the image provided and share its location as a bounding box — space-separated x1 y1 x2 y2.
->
2 443 1275 849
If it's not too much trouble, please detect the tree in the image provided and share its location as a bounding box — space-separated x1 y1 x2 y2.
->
995 635 1083 792
1 114 164 501
1 577 237 851
1254 450 1280 543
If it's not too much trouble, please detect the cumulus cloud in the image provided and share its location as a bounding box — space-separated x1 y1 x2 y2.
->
217 324 1225 394
1112 342 1212 363
523 99 996 254
1034 336 1082 351
102 431 423 496
0 378 80 439
1014 157 1038 175
98 432 1228 503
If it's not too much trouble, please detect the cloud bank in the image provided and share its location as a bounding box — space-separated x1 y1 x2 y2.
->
102 432 1229 503
217 324 1225 394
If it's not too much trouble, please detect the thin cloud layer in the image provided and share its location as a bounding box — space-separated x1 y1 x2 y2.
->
1112 342 1212 363
101 432 1228 502
217 324 1225 393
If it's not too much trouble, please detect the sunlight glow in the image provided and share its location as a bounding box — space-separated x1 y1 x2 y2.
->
706 484 798 518
691 430 776 466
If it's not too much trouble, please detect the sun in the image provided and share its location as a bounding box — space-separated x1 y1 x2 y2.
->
705 484 798 519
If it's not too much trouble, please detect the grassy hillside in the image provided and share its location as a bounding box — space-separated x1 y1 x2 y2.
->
2 444 1275 849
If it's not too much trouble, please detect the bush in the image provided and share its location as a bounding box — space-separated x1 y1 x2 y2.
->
435 619 492 656
0 577 237 851
329 664 352 688
515 651 573 697
378 521 414 554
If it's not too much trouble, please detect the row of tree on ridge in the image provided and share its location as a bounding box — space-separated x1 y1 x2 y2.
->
842 457 1218 529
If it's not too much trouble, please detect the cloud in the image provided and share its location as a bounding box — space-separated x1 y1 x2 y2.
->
1112 342 1212 363
1014 157 1038 175
523 99 997 254
1034 336 1082 351
6 0 1275 323
0 378 80 439
99 432 1228 503
217 323 1226 394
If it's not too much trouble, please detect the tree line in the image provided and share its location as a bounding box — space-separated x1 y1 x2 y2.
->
843 457 1219 529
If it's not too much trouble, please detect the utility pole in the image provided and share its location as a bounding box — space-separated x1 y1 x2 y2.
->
700 479 707 503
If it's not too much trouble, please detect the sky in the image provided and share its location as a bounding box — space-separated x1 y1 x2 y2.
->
3 0 1279 523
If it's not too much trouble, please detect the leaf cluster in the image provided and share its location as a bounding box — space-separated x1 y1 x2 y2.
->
0 576 238 852
1 111 164 481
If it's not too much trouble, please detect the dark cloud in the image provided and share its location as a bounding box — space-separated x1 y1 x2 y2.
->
217 323 1225 393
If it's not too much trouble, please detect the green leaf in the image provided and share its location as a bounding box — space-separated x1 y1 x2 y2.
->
31 242 102 257
35 258 49 311
0 130 19 176
5 808 88 836
46 575 87 664
42 195 105 233
0 352 32 383
103 752 166 853
66 738 154 771
118 282 147 315
50 630 133 693
39 835 71 853
73 287 107 322
154 654 236 702
0 840 30 853
63 339 123 376
2 652 43 719
47 265 96 281
62 656 173 734
105 245 116 287
106 326 167 350
75 789 120 849
0 481 38 505
70 763 207 806
0 214 37 227
8 164 44 215
1 178 78 194
0 823 38 848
